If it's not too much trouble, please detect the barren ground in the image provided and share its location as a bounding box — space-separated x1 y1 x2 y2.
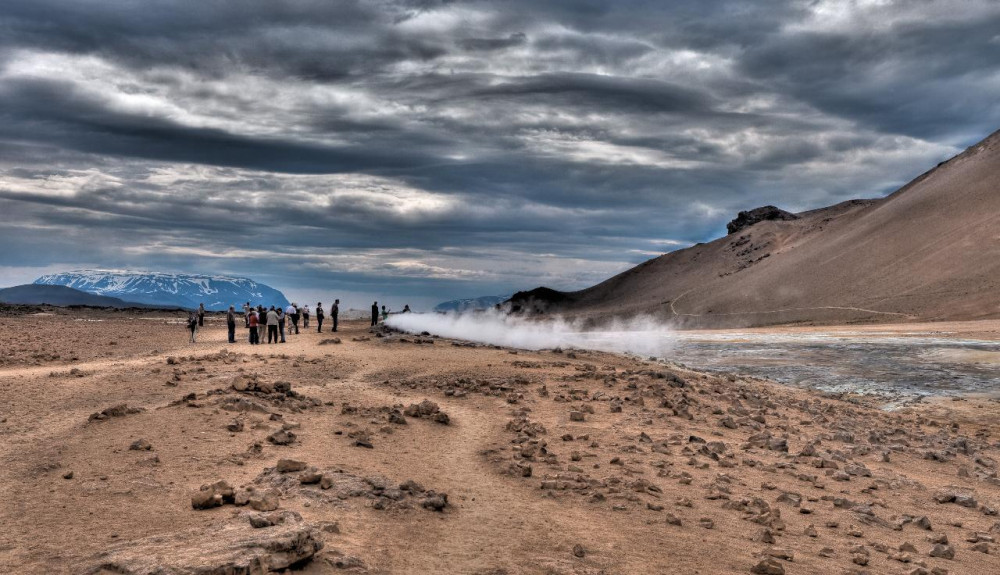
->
1 308 999 575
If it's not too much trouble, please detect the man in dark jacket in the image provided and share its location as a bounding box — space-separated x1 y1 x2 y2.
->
198 303 206 327
316 302 325 332
371 301 378 326
331 299 340 332
226 305 237 343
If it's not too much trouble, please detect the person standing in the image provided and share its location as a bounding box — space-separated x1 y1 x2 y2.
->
278 306 287 343
248 308 259 344
188 311 198 343
331 299 340 332
285 303 299 335
198 303 206 327
302 304 310 329
257 305 267 343
267 306 279 344
227 305 237 343
243 302 251 328
381 305 389 322
315 302 324 333
371 301 378 326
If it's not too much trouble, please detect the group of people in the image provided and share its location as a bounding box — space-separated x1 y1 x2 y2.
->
189 298 421 344
238 301 339 345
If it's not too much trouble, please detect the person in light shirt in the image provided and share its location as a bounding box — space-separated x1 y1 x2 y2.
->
285 303 300 334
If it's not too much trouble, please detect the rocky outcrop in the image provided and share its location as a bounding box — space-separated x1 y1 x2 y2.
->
726 206 799 234
85 516 322 574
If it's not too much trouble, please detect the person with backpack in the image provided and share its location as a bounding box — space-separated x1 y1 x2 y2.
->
302 304 310 329
331 299 340 332
187 311 198 343
315 302 324 332
226 305 237 343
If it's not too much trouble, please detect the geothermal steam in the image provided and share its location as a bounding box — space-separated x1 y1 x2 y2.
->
386 311 674 357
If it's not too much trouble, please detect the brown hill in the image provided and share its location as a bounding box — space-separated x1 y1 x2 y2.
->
512 129 1000 328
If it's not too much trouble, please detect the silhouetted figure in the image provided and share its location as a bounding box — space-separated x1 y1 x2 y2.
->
381 305 388 322
226 305 237 343
198 303 205 327
316 302 324 332
402 304 411 313
277 307 286 343
256 305 266 343
332 299 340 332
371 301 378 326
187 311 198 343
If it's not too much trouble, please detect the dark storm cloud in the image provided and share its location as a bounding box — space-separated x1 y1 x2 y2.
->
1 0 998 306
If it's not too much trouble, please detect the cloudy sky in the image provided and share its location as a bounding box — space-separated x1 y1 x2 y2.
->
1 0 999 309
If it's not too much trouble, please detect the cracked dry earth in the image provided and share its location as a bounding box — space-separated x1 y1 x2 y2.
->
1 310 999 574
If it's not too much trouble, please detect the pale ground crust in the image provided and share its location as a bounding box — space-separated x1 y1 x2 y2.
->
1 308 998 574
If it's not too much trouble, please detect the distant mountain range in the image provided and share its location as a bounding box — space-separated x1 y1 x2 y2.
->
34 270 289 311
434 294 512 313
0 284 168 308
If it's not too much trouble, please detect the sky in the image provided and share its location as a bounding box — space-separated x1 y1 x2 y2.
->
1 0 999 310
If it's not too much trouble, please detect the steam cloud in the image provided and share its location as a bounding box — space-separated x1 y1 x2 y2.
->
385 311 675 357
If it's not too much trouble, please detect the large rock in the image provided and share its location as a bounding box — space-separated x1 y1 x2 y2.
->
85 515 321 574
726 206 799 235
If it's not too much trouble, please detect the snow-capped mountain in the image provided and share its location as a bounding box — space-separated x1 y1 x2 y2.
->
34 270 290 311
433 294 512 313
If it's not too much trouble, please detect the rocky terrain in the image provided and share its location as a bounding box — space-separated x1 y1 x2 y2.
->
1 309 999 574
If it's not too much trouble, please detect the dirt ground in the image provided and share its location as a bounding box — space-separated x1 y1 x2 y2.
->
1 309 999 574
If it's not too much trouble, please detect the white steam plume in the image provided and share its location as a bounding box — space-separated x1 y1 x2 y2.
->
385 310 675 357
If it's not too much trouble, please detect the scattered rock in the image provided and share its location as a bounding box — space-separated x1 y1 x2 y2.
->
129 439 152 451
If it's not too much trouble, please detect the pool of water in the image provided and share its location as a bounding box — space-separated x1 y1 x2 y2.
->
592 332 1000 402
387 313 1000 403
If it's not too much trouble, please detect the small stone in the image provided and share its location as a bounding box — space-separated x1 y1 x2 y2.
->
421 492 448 512
750 557 785 575
191 480 234 510
129 438 152 451
62 471 74 480
266 429 296 445
276 459 307 473
572 544 586 558
248 489 280 511
569 411 585 422
929 544 955 560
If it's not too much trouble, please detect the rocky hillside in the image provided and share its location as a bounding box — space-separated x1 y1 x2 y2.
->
511 129 1000 328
